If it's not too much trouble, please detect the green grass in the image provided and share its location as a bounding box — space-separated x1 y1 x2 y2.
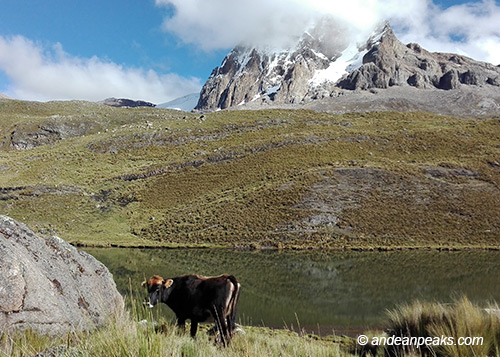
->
383 297 500 356
0 295 348 357
1 99 500 249
3 293 498 356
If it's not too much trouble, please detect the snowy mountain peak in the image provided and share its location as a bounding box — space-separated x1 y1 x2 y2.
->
196 21 392 111
195 22 500 111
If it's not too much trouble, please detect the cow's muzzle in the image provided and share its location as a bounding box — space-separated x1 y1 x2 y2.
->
143 299 155 309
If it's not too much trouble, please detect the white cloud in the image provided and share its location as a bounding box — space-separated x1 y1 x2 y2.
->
422 0 500 64
156 0 500 64
156 0 315 51
0 35 202 103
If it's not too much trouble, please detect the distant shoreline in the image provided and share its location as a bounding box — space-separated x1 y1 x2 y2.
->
74 242 500 251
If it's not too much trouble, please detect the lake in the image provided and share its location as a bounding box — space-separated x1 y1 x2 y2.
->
84 248 500 336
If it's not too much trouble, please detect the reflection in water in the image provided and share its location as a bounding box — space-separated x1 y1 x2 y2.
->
85 248 500 335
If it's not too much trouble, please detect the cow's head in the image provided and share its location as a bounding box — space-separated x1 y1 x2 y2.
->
142 275 174 308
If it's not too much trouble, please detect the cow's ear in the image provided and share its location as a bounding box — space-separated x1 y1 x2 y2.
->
141 279 148 287
163 279 173 288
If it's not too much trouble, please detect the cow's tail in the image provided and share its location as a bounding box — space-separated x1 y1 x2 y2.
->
227 275 241 335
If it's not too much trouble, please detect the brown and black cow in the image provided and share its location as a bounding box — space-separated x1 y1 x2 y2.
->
143 274 240 346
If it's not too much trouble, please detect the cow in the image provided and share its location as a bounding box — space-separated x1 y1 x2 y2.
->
142 273 240 346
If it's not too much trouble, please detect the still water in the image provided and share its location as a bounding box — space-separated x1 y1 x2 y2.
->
84 248 500 335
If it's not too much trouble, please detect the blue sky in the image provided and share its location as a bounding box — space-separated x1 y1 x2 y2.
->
0 0 499 103
0 1 226 80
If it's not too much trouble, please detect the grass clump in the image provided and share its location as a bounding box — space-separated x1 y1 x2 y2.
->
383 297 500 356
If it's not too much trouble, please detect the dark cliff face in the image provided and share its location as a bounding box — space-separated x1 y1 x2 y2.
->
195 23 500 112
338 26 500 91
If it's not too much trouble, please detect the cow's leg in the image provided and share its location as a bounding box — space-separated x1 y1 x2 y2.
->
190 320 198 338
219 318 230 346
212 306 230 346
227 280 241 336
220 317 230 346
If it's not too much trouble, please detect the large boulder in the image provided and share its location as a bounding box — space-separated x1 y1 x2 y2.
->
0 215 124 335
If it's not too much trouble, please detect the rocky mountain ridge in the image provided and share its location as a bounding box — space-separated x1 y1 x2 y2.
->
337 25 500 91
195 23 500 112
101 97 156 108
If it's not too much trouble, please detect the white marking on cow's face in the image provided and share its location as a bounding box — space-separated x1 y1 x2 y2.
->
145 283 162 307
143 297 155 308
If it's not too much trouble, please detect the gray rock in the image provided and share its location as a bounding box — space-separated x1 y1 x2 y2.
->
10 120 96 150
437 70 461 90
100 97 156 108
0 215 123 335
303 85 500 117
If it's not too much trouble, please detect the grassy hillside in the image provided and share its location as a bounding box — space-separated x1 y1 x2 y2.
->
1 99 499 248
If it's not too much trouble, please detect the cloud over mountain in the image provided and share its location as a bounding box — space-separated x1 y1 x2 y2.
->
157 0 500 64
0 35 202 102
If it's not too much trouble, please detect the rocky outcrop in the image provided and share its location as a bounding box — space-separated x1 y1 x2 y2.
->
101 97 156 108
10 120 97 150
338 26 500 91
196 22 500 112
290 166 500 241
0 215 123 335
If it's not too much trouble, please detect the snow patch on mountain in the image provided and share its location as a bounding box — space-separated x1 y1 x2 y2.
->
309 43 364 86
158 93 200 111
310 24 388 87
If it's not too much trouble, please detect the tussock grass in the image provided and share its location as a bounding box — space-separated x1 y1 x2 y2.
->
384 297 500 356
